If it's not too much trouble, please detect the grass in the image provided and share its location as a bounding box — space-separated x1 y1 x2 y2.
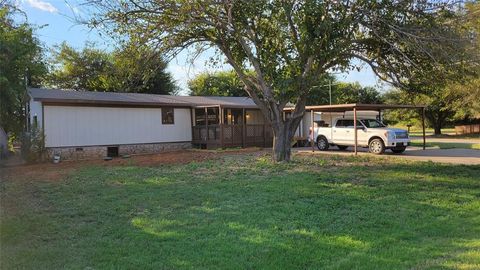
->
1 154 480 269
393 127 457 137
410 141 480 150
394 127 480 139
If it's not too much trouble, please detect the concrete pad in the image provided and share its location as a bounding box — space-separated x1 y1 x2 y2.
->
295 146 480 165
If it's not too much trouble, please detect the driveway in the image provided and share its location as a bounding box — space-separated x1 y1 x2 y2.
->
295 146 480 165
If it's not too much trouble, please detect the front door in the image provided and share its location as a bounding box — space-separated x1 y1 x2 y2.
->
223 108 244 146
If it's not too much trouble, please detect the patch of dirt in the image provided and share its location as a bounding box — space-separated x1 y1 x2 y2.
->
0 148 267 183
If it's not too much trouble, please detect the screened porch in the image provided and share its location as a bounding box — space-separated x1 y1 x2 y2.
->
191 106 273 149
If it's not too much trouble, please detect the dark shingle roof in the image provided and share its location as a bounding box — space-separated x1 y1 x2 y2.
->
28 88 258 108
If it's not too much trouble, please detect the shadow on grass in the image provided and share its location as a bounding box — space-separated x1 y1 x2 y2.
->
2 155 479 269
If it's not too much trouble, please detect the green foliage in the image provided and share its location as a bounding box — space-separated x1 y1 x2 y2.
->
188 70 383 106
188 70 247 96
329 83 383 105
448 2 480 119
20 122 45 162
383 88 462 134
45 42 178 94
0 4 46 136
2 154 480 268
384 2 480 134
113 43 179 95
45 42 114 91
309 74 383 105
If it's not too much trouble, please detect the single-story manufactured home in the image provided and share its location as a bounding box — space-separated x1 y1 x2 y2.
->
28 88 276 160
27 88 383 160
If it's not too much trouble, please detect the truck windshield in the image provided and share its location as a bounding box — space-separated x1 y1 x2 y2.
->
360 119 386 128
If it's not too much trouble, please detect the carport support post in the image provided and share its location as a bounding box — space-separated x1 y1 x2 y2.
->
422 107 426 150
310 110 314 152
354 107 358 155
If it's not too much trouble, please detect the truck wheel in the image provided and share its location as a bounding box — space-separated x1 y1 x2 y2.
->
368 138 385 154
391 147 406 154
337 145 348 150
316 136 329 151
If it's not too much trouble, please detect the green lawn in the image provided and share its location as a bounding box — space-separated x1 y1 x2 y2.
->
395 127 480 139
406 128 456 137
410 141 480 150
1 154 480 269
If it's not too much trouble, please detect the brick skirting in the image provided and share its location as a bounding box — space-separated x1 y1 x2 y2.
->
46 142 192 160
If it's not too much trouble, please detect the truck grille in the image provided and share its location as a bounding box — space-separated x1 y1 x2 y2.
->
395 131 408 139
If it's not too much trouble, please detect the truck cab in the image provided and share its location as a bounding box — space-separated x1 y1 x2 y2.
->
312 117 410 154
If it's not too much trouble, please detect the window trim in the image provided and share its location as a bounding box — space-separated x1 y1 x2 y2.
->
162 107 175 125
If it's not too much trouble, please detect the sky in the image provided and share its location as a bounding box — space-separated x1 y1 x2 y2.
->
17 0 383 95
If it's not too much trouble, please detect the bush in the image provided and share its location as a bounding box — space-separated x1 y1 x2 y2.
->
21 124 45 162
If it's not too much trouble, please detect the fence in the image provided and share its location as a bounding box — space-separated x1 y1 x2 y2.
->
455 124 480 135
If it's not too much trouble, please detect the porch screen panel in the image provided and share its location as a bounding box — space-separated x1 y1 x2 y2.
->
195 108 206 126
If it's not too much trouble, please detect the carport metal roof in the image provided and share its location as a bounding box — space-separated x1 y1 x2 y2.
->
296 103 427 155
285 103 425 112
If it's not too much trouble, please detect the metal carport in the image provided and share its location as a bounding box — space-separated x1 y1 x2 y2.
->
303 103 426 155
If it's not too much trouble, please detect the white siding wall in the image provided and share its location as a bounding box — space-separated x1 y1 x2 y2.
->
29 100 43 128
44 106 192 147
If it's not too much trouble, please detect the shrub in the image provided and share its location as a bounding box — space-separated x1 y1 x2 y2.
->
21 123 45 162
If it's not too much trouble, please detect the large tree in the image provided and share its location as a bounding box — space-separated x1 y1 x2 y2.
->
46 42 178 94
0 3 46 136
384 1 480 135
86 0 469 161
383 88 461 134
450 1 480 120
188 70 247 96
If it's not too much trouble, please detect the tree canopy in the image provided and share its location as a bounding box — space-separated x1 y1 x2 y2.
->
0 4 46 136
308 79 384 105
384 1 480 135
45 42 178 94
189 70 383 105
188 70 246 97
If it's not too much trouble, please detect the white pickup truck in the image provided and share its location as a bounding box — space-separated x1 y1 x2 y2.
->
312 118 410 154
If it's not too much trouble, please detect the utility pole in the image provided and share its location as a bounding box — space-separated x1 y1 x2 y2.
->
328 80 332 105
329 80 332 105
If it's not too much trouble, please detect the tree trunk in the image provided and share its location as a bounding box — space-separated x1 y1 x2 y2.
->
271 120 299 162
432 113 444 136
425 110 443 136
272 128 293 162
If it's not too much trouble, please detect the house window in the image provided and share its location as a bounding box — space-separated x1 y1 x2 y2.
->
162 107 174 124
195 108 206 126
